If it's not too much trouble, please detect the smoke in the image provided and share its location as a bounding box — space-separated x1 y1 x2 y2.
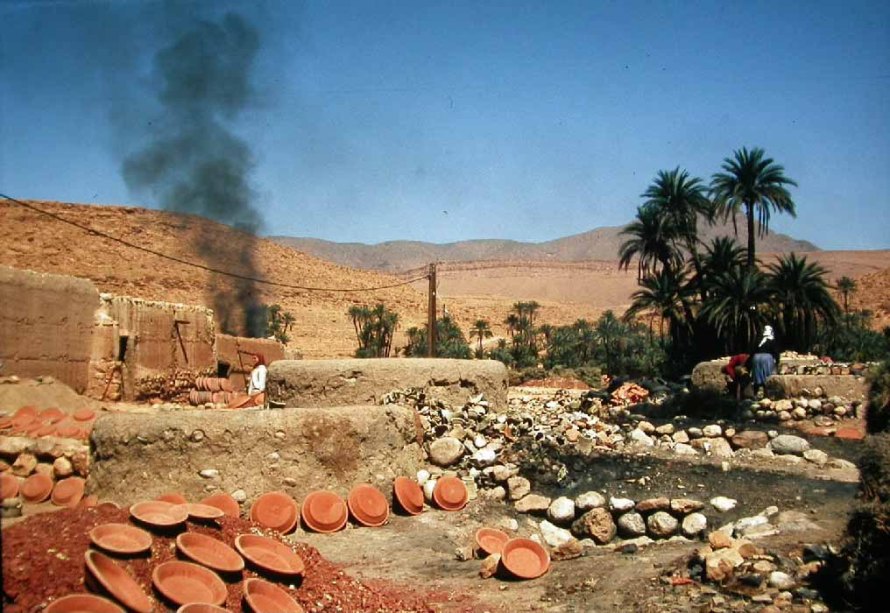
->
122 12 266 336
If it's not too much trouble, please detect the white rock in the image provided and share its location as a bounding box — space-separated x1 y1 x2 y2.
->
429 437 465 466
674 443 698 456
768 571 796 590
416 469 431 485
710 496 738 512
803 449 829 466
681 513 708 537
473 434 487 448
637 421 656 434
507 476 532 501
702 424 722 438
423 479 437 502
539 519 576 548
646 511 679 538
616 511 647 537
610 497 635 513
231 489 247 503
471 448 497 466
628 429 654 447
575 491 607 511
655 423 675 435
199 468 219 479
547 496 577 524
769 434 810 455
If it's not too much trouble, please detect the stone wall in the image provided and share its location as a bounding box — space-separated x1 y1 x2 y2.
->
216 334 286 392
0 266 98 393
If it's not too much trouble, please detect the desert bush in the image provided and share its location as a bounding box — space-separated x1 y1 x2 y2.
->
865 360 890 434
815 312 890 364
403 314 472 359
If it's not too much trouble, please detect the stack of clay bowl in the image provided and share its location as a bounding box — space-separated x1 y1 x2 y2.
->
0 406 95 440
190 377 236 406
471 528 550 581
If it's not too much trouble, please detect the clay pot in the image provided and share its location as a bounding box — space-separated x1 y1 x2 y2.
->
73 408 96 422
219 379 234 393
21 473 53 503
234 534 305 576
249 491 299 534
152 560 227 607
44 593 125 613
207 378 221 393
200 492 240 518
130 500 189 528
500 538 550 580
90 523 153 555
393 477 424 515
1 473 20 500
176 532 245 574
474 527 510 556
432 476 468 511
51 476 86 508
347 484 389 527
301 490 348 533
156 492 188 504
180 502 225 521
242 577 305 613
194 376 206 391
84 550 153 613
177 604 229 613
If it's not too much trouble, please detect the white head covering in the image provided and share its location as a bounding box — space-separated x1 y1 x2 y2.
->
758 325 775 347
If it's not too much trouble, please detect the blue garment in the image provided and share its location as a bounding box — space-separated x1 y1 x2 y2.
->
751 353 776 386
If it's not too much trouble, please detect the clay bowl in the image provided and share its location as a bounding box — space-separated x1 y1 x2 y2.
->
499 538 551 580
177 604 229 613
0 416 13 429
234 534 305 577
21 473 54 503
242 577 304 613
39 407 65 423
200 492 240 518
301 490 348 533
474 527 510 556
156 492 188 505
84 550 153 613
176 532 245 574
152 560 227 607
73 408 96 422
90 523 153 555
80 494 100 508
14 405 38 418
347 484 389 527
249 491 299 534
52 476 86 508
180 502 226 521
432 476 469 512
1 473 20 500
44 593 125 613
393 477 424 515
130 500 189 528
35 424 57 437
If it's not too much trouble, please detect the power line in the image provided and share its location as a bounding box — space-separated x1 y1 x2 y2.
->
0 194 428 293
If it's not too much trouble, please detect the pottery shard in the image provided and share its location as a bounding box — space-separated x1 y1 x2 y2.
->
572 507 616 544
616 511 647 537
769 434 810 455
646 511 679 538
515 494 551 514
670 498 705 514
507 476 531 501
429 437 465 467
636 497 670 513
11 453 37 477
705 548 744 582
731 430 769 450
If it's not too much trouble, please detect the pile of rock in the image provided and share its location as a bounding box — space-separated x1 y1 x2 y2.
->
745 394 863 424
778 360 871 377
0 435 89 494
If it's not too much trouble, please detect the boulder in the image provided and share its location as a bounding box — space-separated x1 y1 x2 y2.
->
646 511 679 538
572 507 616 544
616 511 647 537
691 360 729 393
731 430 769 450
681 512 708 537
429 437 464 466
547 496 577 525
769 434 811 455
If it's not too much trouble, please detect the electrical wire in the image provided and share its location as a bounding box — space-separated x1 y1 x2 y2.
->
0 194 428 293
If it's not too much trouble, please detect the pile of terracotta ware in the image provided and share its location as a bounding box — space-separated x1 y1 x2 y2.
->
471 526 550 580
1 472 90 509
0 405 95 440
188 377 236 406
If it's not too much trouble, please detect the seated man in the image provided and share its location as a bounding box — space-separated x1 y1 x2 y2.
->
722 353 750 400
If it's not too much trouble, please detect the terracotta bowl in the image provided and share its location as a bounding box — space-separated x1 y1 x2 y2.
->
39 407 65 424
152 560 227 607
500 538 551 580
73 408 96 422
52 476 86 508
156 492 188 505
301 490 348 533
55 423 81 439
44 593 125 613
393 477 424 515
432 476 469 511
130 500 189 528
249 491 299 534
176 532 245 573
180 502 226 521
347 484 389 527
177 604 229 613
242 577 304 613
84 550 153 613
21 473 54 503
474 527 510 556
200 492 240 518
14 405 38 418
234 534 305 576
1 473 20 500
80 494 100 508
35 424 57 437
90 523 153 555
0 416 13 429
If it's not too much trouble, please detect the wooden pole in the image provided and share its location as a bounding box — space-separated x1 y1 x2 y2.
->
427 263 437 357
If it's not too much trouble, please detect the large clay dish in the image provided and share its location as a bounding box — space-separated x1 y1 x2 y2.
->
500 538 550 580
393 477 424 515
52 477 86 508
176 532 245 573
1 473 20 500
474 527 510 556
44 593 125 613
84 550 153 613
39 407 65 423
200 492 240 518
301 490 348 533
90 523 153 555
249 491 299 534
432 476 468 511
243 578 304 613
177 604 229 613
152 560 227 607
347 484 389 527
21 473 53 503
130 500 188 528
179 503 225 521
234 534 304 577
156 492 188 505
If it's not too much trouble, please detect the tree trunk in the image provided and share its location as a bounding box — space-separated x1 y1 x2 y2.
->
746 202 756 270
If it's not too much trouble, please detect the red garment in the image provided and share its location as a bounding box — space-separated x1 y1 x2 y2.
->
723 354 750 379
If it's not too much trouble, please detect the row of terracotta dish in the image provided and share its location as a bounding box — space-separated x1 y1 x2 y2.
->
0 405 95 439
473 527 551 580
1 472 87 506
194 376 235 393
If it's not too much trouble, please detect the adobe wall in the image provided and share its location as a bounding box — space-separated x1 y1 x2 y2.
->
216 334 286 392
0 266 98 393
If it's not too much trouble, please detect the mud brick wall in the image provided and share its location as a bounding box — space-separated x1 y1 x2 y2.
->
0 266 98 393
216 334 286 392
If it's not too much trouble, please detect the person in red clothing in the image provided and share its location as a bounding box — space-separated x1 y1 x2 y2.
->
722 353 750 400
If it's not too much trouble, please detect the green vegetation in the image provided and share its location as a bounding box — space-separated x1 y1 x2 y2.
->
404 314 472 358
259 303 295 344
347 304 399 358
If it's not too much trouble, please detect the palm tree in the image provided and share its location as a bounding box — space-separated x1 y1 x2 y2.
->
618 203 684 281
836 276 857 314
699 267 773 353
710 147 797 270
624 268 695 346
469 319 493 356
767 253 839 352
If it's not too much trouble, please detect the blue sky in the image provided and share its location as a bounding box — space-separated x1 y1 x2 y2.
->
1 0 888 249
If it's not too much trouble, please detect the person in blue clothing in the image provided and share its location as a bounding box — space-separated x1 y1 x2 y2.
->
747 325 780 397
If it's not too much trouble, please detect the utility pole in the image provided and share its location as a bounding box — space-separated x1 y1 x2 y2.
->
427 262 437 357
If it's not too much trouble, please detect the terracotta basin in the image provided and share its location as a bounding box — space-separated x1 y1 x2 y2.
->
179 502 225 521
90 523 153 555
13 405 38 419
500 538 550 580
200 492 240 518
39 407 65 423
177 604 229 613
152 560 227 607
73 408 96 422
1 473 20 500
301 490 348 533
130 500 189 528
243 577 304 613
52 476 86 508
176 532 245 573
156 492 188 505
432 476 469 511
21 420 44 435
44 593 125 613
249 491 299 534
393 477 424 515
347 484 389 527
56 423 80 439
21 473 54 503
474 527 510 556
84 550 153 613
35 424 57 437
234 534 304 576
